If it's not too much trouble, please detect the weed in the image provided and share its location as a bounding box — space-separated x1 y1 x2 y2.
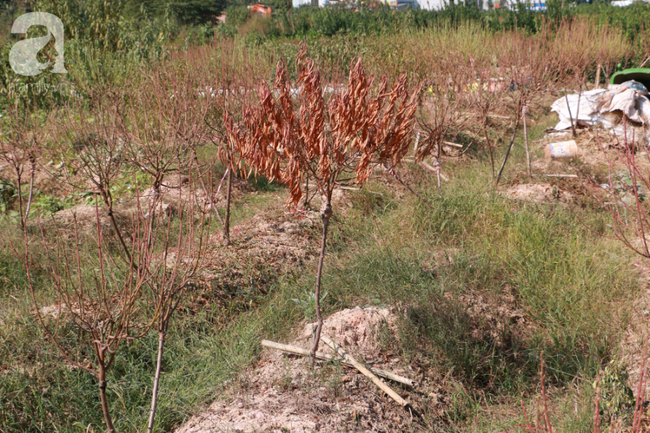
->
249 174 282 192
291 290 328 321
595 360 635 423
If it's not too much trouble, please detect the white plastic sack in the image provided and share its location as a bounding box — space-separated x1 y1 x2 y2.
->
551 89 607 130
552 86 650 132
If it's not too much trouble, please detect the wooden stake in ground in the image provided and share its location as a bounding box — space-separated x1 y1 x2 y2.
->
594 64 602 90
223 168 233 246
523 105 531 177
320 335 410 408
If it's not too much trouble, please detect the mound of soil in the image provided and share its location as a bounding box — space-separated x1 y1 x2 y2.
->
504 183 575 204
175 307 436 433
174 206 320 314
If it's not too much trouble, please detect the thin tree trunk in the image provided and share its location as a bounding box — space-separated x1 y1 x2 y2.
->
484 126 495 183
304 176 310 209
146 180 162 251
223 168 233 246
436 138 442 192
495 113 521 187
23 156 35 227
15 168 23 230
523 106 531 177
147 331 165 433
98 363 116 433
310 201 332 362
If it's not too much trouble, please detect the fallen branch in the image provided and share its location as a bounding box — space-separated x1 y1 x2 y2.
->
261 340 416 387
442 141 463 149
321 335 410 408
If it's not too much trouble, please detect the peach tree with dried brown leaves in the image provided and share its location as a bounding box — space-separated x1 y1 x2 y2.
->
225 45 419 357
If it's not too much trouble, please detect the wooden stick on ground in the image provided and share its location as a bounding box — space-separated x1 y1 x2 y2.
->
261 340 416 387
320 335 410 408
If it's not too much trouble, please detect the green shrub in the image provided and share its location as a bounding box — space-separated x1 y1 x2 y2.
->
226 5 251 27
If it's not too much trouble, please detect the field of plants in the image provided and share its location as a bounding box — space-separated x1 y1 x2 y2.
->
3 0 650 432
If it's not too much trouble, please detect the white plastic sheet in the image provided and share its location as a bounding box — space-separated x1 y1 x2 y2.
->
551 85 650 145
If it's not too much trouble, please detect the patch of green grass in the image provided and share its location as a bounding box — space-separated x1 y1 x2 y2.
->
248 174 282 192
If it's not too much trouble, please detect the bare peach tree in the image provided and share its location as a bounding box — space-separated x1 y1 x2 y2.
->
202 42 260 246
122 63 212 218
18 206 151 433
463 60 509 182
53 91 135 261
143 172 211 433
494 33 556 185
416 54 472 190
0 103 44 229
226 44 419 357
206 93 246 247
587 131 650 261
121 65 214 432
46 78 214 432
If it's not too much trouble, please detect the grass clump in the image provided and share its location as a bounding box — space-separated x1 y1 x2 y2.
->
319 160 636 399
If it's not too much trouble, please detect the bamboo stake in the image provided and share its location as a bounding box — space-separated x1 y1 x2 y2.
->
261 340 416 387
419 161 449 181
460 112 511 120
320 335 410 408
523 105 531 177
595 64 602 90
564 89 577 139
413 131 420 158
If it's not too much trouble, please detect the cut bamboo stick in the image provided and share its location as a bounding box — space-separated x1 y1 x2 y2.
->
461 112 511 120
320 335 410 408
523 106 531 177
419 162 449 181
413 131 420 158
443 141 463 148
261 340 416 387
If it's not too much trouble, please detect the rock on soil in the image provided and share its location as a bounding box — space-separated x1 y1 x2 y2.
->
175 307 431 433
